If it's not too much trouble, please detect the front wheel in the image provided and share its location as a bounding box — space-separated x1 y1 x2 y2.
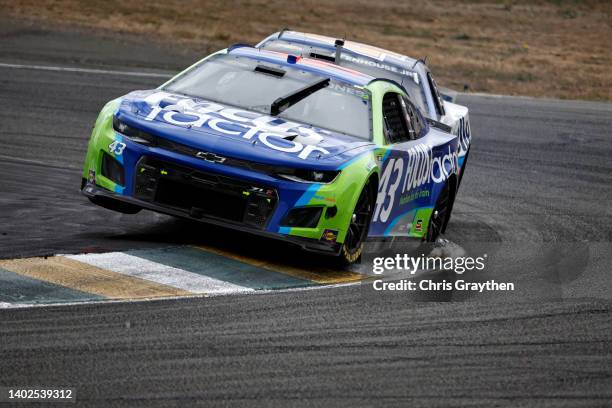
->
339 182 374 264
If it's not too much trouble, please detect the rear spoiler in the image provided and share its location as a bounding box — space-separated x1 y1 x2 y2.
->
438 86 457 103
426 118 452 133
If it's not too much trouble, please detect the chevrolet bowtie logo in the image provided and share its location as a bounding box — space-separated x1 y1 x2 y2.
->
195 151 226 163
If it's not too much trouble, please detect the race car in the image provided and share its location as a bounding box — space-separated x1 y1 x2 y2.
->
257 30 472 185
81 43 465 263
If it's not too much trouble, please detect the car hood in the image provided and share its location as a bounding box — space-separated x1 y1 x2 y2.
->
115 90 375 170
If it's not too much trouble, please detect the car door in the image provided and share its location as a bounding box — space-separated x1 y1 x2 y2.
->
369 91 457 238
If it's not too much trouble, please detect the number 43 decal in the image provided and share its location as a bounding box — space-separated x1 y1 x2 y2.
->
108 141 126 155
373 157 404 223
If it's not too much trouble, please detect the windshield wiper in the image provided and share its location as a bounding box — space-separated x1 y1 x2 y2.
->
270 77 330 116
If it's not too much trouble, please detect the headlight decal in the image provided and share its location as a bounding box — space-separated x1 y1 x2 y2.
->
113 116 157 146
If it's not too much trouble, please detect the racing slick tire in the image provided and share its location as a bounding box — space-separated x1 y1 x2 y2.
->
339 181 375 264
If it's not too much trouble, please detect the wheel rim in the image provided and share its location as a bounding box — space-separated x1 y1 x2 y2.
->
344 186 372 253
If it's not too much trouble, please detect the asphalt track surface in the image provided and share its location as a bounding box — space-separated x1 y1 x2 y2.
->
1 18 611 406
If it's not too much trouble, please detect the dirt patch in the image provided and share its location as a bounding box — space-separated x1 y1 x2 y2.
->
1 0 611 101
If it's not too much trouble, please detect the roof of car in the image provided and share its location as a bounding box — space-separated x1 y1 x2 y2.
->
259 31 422 73
227 45 374 87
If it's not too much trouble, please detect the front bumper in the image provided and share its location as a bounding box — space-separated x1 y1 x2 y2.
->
82 183 341 254
133 156 279 230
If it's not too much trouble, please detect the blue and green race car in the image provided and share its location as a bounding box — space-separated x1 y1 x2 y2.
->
81 41 470 264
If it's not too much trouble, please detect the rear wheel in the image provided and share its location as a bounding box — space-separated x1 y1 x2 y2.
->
340 182 374 264
426 182 451 242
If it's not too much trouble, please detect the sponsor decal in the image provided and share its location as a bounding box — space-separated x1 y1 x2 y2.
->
414 219 423 232
313 194 336 204
321 229 338 243
88 169 96 184
373 144 458 223
341 54 419 84
141 92 330 160
327 82 367 98
399 189 430 205
400 144 458 190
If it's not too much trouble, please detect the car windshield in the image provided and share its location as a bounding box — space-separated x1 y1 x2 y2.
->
260 40 428 115
162 53 371 140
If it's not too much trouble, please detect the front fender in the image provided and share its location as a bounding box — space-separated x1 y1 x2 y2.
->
82 98 123 192
283 150 378 244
